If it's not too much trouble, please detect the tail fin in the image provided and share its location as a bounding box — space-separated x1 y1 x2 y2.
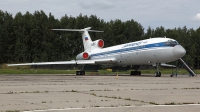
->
51 27 103 51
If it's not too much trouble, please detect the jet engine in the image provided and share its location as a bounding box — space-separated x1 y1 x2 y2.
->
92 39 104 48
76 52 90 60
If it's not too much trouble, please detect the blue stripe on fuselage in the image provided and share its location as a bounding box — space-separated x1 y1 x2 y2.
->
90 42 174 58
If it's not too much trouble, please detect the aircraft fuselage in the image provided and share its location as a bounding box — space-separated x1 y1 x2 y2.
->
81 37 186 66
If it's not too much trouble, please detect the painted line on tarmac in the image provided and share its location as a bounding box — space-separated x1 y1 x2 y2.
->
24 104 200 112
142 104 200 107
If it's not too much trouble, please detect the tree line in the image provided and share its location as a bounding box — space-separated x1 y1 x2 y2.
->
0 10 200 68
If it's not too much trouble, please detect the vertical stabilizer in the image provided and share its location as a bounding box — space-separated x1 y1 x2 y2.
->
81 27 93 51
51 27 103 51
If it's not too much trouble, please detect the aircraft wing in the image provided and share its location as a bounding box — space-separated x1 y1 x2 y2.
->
7 60 76 66
7 58 116 66
75 58 116 65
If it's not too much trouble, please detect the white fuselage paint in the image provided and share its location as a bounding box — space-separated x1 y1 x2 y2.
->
83 37 183 66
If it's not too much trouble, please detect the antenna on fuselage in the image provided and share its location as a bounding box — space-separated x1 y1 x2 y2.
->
51 27 104 51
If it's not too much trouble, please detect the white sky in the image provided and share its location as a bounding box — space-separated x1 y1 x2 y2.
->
0 0 200 31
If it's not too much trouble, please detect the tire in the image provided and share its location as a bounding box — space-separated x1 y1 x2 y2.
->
158 72 161 77
76 71 80 75
130 71 134 75
134 71 137 75
154 72 158 77
155 72 161 77
82 71 85 75
138 71 141 75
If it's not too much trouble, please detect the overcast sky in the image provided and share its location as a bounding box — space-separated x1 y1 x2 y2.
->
0 0 200 31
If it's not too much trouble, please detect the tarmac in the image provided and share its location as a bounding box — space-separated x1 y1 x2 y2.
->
0 74 200 112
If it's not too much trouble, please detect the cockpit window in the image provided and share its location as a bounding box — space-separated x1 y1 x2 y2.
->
164 41 179 47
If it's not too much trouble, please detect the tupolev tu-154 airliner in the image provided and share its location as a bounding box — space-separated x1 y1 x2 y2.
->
7 27 186 77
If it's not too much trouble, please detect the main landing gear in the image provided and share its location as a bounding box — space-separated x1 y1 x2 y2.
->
130 71 141 75
154 63 161 77
76 71 85 75
154 71 161 77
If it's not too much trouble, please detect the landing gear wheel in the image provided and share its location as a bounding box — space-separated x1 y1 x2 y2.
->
130 71 141 76
81 71 85 75
76 71 80 75
154 63 161 77
154 72 161 77
130 71 134 75
134 71 137 75
138 71 141 75
154 72 158 77
76 71 85 75
158 72 161 77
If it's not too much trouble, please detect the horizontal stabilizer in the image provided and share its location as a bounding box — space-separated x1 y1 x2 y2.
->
51 29 83 32
51 27 103 32
87 30 103 32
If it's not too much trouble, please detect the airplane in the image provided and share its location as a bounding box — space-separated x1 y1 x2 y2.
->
7 27 186 77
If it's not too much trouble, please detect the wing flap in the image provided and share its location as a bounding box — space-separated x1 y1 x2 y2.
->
95 58 117 64
76 58 116 64
76 60 95 64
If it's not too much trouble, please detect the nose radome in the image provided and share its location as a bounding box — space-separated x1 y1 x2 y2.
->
172 45 186 58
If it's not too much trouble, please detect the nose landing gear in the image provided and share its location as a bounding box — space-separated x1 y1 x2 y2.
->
155 63 161 77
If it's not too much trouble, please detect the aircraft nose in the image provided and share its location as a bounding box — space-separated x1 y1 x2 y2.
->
172 45 186 58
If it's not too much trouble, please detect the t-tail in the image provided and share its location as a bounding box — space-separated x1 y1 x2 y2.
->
51 27 104 51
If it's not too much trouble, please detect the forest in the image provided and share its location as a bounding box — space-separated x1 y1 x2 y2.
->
0 10 200 68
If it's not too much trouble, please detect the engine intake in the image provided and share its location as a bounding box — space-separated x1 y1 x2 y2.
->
92 39 104 48
76 52 90 60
